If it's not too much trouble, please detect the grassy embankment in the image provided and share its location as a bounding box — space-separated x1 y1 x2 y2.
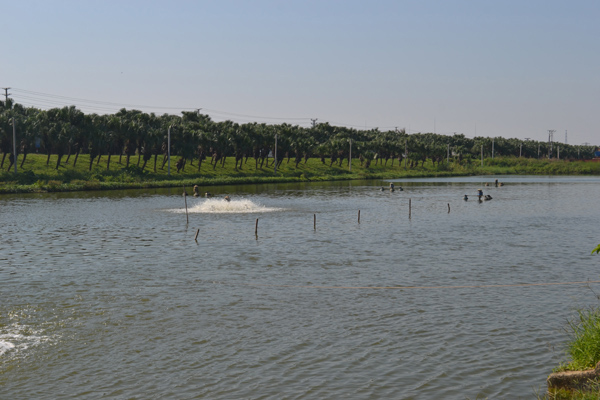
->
544 248 600 399
0 153 599 194
543 307 600 400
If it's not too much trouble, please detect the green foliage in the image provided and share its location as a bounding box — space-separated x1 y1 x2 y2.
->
556 308 600 372
592 245 600 255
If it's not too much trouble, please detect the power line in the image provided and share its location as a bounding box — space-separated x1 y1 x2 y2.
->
12 87 190 110
11 87 311 121
8 87 438 133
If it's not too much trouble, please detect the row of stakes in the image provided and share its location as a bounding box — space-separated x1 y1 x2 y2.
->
180 185 504 241
181 185 430 241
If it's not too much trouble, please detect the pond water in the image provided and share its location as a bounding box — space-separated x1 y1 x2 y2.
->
1 175 599 399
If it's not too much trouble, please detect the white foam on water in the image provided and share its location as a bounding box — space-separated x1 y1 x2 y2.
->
0 324 53 359
170 198 282 214
0 339 15 356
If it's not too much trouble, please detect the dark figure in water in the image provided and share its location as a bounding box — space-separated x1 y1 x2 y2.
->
390 183 395 192
193 185 200 197
495 179 499 187
205 192 213 198
485 195 493 201
224 195 231 202
477 189 484 201
464 194 468 201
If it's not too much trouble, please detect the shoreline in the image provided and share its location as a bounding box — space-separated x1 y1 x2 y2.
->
1 155 600 195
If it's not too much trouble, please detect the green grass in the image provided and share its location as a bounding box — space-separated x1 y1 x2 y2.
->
0 154 599 193
541 381 600 400
541 309 600 400
554 309 600 373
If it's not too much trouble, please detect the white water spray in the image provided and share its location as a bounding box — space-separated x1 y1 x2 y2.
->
170 198 281 214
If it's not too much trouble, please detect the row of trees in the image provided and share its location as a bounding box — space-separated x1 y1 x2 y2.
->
0 100 597 173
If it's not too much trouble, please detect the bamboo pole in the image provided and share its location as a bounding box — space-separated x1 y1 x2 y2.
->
409 198 411 219
358 210 360 224
255 218 259 237
448 203 450 213
314 214 316 230
194 228 199 241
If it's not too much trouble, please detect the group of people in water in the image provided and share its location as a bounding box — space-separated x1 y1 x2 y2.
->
464 179 503 202
192 179 502 204
381 183 403 192
464 190 492 201
193 185 231 202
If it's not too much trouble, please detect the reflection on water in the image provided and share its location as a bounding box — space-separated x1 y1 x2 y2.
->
1 176 600 399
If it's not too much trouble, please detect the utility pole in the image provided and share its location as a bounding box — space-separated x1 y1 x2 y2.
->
348 139 352 171
404 139 408 169
2 87 10 106
12 117 17 173
548 129 555 158
273 131 278 173
167 125 172 176
311 118 318 129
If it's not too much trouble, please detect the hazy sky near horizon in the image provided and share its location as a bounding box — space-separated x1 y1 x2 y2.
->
2 0 599 144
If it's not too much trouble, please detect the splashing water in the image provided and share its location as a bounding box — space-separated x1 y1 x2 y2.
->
0 339 15 356
0 324 52 359
171 198 282 214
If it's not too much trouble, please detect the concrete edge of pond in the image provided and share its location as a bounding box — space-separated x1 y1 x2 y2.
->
547 361 600 391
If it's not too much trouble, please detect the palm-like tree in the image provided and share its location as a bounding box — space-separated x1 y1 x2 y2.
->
0 110 14 169
17 106 40 168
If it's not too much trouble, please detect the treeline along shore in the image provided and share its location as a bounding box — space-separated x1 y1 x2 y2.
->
1 101 599 194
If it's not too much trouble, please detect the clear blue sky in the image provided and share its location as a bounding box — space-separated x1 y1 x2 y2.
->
2 0 599 144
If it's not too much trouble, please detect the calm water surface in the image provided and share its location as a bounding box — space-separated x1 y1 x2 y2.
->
1 175 599 399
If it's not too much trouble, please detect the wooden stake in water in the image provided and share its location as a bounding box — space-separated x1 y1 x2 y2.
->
448 203 450 213
409 198 411 219
255 218 259 237
314 214 316 230
183 186 189 224
194 228 199 241
358 210 360 224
